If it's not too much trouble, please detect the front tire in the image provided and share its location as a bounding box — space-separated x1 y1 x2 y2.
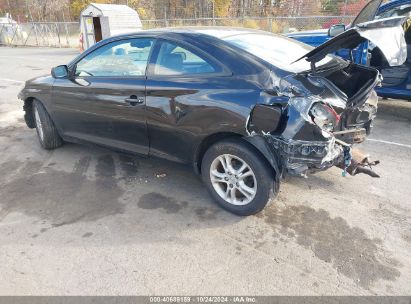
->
33 100 63 150
201 138 278 216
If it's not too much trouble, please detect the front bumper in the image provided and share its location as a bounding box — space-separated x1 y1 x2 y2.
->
17 90 24 100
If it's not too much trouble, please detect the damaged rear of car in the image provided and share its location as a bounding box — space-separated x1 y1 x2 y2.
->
226 16 406 179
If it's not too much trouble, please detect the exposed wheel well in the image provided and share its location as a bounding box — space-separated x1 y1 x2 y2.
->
23 97 36 128
194 132 241 174
194 132 277 181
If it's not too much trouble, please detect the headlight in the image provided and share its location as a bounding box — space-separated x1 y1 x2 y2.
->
310 102 340 132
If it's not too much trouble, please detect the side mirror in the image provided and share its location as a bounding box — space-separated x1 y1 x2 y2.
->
328 24 346 37
51 65 69 79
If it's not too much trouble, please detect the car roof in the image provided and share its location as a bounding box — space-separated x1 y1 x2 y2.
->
113 26 276 40
379 0 411 13
71 26 276 75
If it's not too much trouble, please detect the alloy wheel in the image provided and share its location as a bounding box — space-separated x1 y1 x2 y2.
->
34 106 44 141
209 154 257 205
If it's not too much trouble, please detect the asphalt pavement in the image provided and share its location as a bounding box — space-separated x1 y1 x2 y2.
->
0 46 410 295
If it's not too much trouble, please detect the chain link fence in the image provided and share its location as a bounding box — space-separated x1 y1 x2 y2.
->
142 15 354 32
0 22 79 48
0 15 354 48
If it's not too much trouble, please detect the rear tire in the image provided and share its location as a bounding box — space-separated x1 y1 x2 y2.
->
201 138 277 216
33 100 63 150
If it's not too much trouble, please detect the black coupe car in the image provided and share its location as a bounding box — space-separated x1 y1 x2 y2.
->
18 24 405 215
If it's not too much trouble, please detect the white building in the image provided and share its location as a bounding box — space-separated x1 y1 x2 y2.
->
80 3 142 50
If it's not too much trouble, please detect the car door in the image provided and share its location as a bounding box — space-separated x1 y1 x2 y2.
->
51 37 155 155
338 0 384 64
287 0 383 64
145 38 241 163
338 0 411 65
375 1 411 90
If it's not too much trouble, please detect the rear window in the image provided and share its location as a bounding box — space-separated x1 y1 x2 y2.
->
223 33 336 73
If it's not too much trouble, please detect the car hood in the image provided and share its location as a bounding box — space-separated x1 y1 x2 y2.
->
24 74 52 84
295 16 407 67
18 74 54 100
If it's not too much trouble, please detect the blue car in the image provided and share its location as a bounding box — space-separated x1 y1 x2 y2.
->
287 0 411 100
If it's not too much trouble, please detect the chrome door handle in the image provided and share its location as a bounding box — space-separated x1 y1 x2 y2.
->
125 95 144 106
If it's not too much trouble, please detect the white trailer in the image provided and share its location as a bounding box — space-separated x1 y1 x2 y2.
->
79 3 142 51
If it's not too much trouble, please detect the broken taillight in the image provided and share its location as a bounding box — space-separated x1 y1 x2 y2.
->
310 102 340 132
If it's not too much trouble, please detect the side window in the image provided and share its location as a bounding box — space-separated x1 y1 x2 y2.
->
75 38 154 77
153 41 220 76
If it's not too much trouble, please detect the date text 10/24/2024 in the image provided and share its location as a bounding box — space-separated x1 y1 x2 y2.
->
149 297 257 303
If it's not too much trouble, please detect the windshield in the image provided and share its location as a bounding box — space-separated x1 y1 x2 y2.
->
223 33 337 73
352 0 382 26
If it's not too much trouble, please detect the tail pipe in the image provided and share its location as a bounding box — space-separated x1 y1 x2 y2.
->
337 148 380 178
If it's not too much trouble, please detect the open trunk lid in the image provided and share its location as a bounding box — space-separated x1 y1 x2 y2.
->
295 16 407 68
